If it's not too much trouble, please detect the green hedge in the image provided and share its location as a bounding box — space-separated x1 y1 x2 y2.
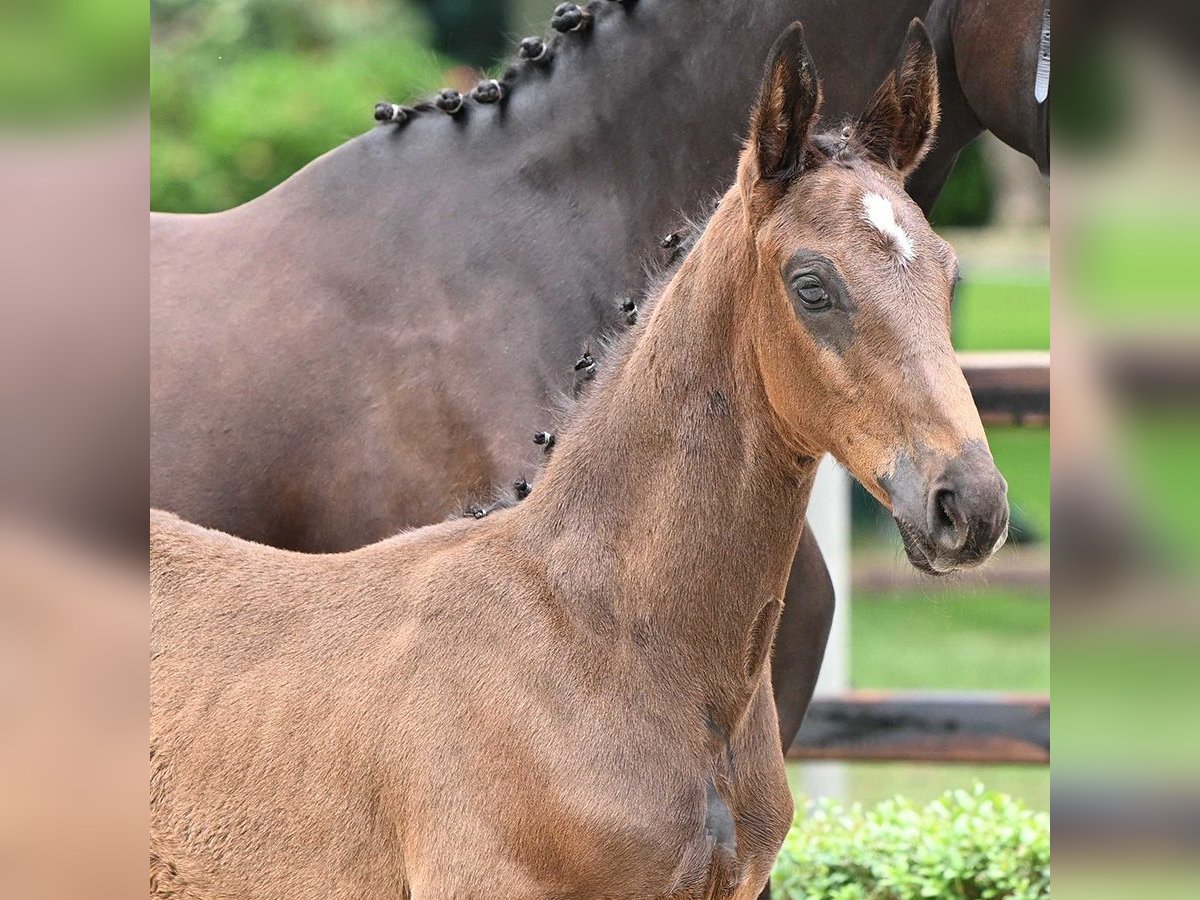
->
772 785 1049 899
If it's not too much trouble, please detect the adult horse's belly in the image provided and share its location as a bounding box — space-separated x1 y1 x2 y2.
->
150 211 555 551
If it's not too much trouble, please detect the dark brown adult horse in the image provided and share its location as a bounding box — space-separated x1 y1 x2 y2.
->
909 0 1050 209
150 0 1046 759
151 22 1009 898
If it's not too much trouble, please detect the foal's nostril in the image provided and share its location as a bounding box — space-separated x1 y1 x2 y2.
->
933 489 955 530
930 487 967 553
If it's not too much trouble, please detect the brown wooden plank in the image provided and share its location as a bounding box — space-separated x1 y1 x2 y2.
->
958 351 1050 427
954 342 1200 426
788 691 1050 765
1053 783 1200 853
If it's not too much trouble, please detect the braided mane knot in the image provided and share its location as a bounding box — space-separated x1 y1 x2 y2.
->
373 102 411 125
472 79 506 104
435 89 464 114
574 352 597 378
619 297 639 325
519 36 553 64
552 3 593 33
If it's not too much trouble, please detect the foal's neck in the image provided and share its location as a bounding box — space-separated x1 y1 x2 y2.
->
520 196 817 720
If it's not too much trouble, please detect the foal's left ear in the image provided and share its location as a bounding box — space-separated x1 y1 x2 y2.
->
855 19 940 177
748 23 822 185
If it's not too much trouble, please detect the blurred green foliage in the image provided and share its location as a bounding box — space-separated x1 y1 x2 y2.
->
0 0 147 125
772 785 1050 899
1054 632 1200 774
988 427 1050 538
1077 217 1200 324
151 0 451 212
413 0 509 68
151 0 998 221
1122 412 1200 567
931 140 996 228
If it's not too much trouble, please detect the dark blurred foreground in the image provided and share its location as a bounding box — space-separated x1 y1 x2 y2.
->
1 1 1199 897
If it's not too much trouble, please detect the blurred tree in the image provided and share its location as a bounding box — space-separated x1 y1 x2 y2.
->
414 0 510 68
151 0 452 213
1053 37 1126 152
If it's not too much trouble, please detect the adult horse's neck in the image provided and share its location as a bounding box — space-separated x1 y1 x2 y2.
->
516 193 814 728
257 0 926 316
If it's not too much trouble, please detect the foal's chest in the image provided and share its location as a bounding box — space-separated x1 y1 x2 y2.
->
515 765 781 899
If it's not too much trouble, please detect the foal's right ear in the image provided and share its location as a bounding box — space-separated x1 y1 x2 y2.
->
747 23 822 186
854 19 940 177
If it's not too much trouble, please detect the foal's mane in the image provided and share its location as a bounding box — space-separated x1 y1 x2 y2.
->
457 129 868 520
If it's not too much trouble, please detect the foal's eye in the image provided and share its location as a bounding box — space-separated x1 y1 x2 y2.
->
792 273 831 311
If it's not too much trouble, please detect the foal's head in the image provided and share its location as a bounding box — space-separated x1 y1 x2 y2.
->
734 21 1008 573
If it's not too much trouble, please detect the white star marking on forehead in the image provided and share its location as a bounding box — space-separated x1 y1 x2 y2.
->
862 191 916 264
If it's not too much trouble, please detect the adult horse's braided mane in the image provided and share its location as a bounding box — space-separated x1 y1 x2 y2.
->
456 132 879 522
374 2 634 129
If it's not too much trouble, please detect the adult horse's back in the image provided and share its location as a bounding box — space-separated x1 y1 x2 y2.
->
151 0 940 551
151 0 1047 755
151 0 1048 549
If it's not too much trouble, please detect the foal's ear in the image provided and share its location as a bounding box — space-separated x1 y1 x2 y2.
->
748 23 822 185
855 19 940 177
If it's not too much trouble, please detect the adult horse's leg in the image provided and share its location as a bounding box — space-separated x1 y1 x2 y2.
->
772 524 836 752
757 525 835 900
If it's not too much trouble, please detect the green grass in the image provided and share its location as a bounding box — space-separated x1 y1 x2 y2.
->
1055 865 1200 900
1077 217 1200 324
850 589 1050 692
1054 634 1200 774
987 427 1050 539
786 763 1050 814
1121 412 1200 566
952 277 1050 351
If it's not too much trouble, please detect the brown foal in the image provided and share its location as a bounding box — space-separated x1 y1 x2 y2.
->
151 21 1008 900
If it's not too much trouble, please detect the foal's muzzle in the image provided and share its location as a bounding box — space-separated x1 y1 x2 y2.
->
885 443 1010 575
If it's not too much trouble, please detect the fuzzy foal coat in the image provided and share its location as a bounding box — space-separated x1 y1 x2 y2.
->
150 505 796 899
150 199 807 898
150 19 968 895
